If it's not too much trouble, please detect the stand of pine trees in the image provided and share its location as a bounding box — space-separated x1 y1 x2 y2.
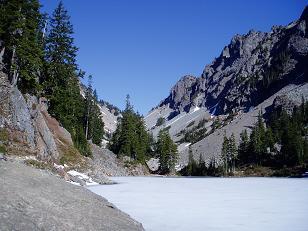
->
0 0 44 93
221 103 308 176
180 147 222 176
109 95 178 174
181 102 308 177
109 95 152 162
0 0 105 157
238 102 308 169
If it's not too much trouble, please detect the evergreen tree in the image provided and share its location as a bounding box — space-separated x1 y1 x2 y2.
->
229 133 238 172
156 130 178 174
187 147 197 176
221 133 229 174
207 157 219 176
109 94 151 162
249 112 267 165
238 129 250 165
89 94 104 146
0 0 44 93
84 75 93 140
221 133 237 174
265 127 275 152
44 1 90 156
198 153 206 176
84 75 104 146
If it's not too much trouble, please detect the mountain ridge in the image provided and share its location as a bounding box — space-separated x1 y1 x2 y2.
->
145 6 308 166
152 7 307 118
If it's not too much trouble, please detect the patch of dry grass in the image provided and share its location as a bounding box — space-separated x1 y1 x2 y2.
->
24 159 52 170
57 137 88 170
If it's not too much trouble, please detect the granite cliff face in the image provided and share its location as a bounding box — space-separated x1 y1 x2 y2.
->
0 71 77 161
158 7 308 117
145 7 308 167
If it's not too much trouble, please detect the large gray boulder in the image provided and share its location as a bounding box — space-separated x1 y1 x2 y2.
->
0 161 144 231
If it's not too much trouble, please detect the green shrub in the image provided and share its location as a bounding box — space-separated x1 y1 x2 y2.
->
0 128 8 141
0 145 6 153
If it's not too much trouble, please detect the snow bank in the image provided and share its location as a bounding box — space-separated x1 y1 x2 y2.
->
67 170 99 186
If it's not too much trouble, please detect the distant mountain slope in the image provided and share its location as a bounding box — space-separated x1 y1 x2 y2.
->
79 83 121 135
145 6 308 167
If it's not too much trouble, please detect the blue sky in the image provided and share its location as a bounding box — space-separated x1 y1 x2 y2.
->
40 0 307 115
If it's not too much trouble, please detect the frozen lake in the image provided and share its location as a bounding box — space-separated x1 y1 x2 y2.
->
89 177 308 231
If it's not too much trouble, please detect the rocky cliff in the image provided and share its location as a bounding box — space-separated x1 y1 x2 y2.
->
145 6 308 167
0 71 80 163
158 7 307 116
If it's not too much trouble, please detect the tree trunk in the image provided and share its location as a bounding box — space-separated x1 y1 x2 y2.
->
10 46 19 86
85 101 90 140
0 46 5 64
42 20 47 39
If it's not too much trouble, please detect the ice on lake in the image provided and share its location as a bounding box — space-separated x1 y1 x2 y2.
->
89 177 308 231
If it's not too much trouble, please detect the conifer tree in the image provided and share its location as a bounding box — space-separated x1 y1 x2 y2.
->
156 130 178 174
0 0 44 93
249 112 267 165
238 129 250 165
221 133 229 174
110 94 151 162
85 75 93 140
44 1 90 156
198 153 206 175
84 75 104 146
221 133 237 174
187 147 196 176
229 133 238 172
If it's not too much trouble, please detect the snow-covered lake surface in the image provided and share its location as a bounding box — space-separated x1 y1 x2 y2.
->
89 177 308 231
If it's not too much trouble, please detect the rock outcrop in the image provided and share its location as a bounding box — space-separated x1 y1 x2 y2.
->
87 143 149 177
0 71 78 162
0 161 144 231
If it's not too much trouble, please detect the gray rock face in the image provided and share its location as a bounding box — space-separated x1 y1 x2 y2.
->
25 95 60 160
165 75 198 112
273 84 308 114
146 158 160 172
87 143 149 177
0 71 73 160
0 72 36 155
157 7 308 117
0 161 144 231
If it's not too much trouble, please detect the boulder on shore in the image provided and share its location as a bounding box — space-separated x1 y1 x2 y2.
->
0 161 144 231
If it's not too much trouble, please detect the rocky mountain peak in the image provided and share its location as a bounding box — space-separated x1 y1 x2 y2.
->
152 7 308 118
300 5 308 22
159 75 197 112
